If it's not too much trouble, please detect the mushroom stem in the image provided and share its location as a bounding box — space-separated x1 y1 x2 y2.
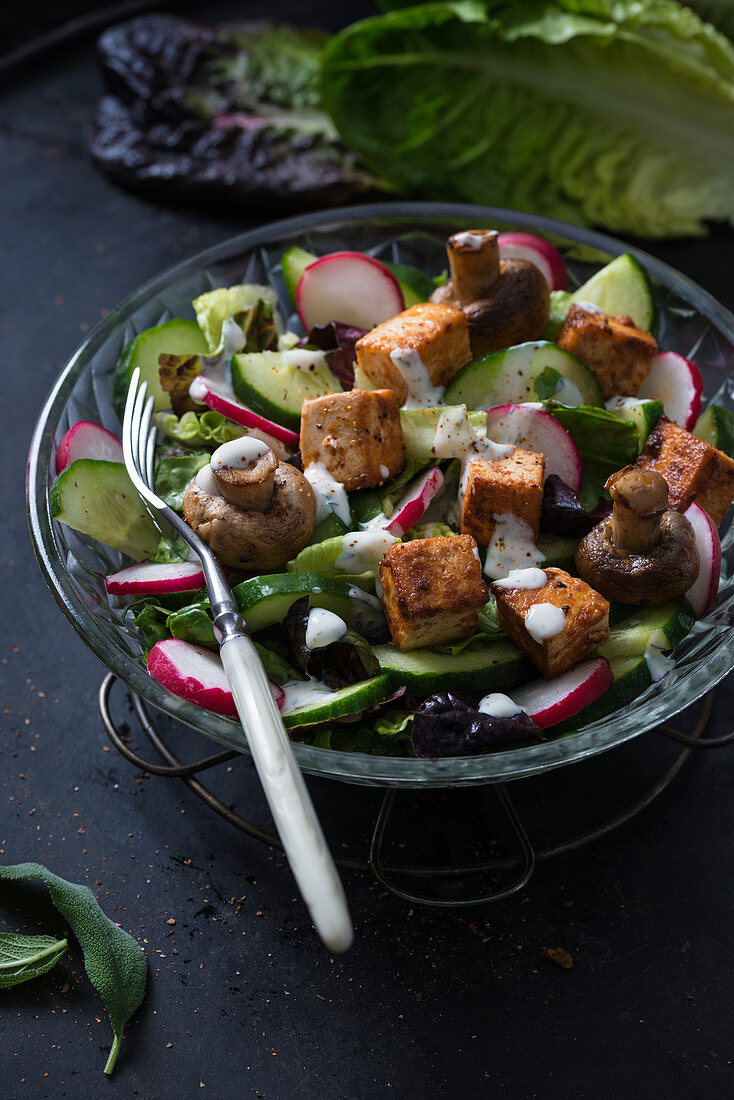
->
606 466 668 554
448 230 500 305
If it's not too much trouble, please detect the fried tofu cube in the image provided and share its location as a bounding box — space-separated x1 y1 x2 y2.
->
355 302 472 405
379 535 489 650
635 416 734 524
557 304 657 400
491 567 609 679
460 449 545 551
300 388 405 491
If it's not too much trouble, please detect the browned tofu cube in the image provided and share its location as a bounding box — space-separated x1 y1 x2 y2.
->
557 304 657 400
461 449 545 550
300 388 405 491
379 535 489 651
491 567 610 679
355 302 472 405
636 416 734 525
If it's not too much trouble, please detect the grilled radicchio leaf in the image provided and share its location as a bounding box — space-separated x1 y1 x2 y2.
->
87 16 376 213
284 597 379 688
411 692 543 758
298 323 366 390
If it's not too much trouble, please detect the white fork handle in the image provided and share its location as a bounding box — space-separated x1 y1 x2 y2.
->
219 634 353 953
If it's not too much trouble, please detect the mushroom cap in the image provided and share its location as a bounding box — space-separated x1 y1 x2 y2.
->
606 466 668 518
182 461 316 570
213 448 278 511
575 509 699 605
430 259 549 357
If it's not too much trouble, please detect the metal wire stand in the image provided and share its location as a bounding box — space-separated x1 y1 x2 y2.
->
99 674 731 907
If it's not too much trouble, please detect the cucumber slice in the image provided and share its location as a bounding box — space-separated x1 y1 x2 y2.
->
49 459 160 560
595 598 694 662
113 318 209 419
399 406 488 463
283 674 393 730
373 638 530 695
310 514 350 544
606 397 664 450
231 349 341 431
281 247 317 307
232 572 353 633
443 341 602 410
693 404 734 456
551 655 652 734
572 253 657 332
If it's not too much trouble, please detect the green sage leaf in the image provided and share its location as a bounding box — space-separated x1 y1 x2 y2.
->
0 863 147 1075
0 933 67 988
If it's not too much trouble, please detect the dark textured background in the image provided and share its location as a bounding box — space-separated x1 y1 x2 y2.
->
2 3 734 1097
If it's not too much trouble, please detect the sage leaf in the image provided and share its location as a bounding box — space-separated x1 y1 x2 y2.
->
0 862 147 1074
0 933 68 988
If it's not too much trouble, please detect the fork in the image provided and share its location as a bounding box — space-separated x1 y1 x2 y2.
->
122 367 353 953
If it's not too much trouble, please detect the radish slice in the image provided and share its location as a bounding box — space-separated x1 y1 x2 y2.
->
106 560 205 597
189 374 299 447
637 352 703 430
497 232 567 291
297 251 405 331
485 404 582 492
512 657 613 730
55 421 124 473
385 467 445 537
684 502 721 617
147 638 284 716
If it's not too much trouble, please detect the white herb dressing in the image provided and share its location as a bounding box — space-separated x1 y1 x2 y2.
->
304 462 351 526
211 436 270 470
605 395 640 411
390 348 445 407
347 586 386 636
335 530 398 574
483 512 544 580
281 676 335 713
524 603 567 644
644 628 675 682
305 608 348 650
195 464 221 496
281 348 328 373
452 231 485 250
477 692 523 718
432 408 513 462
493 567 548 591
379 464 390 479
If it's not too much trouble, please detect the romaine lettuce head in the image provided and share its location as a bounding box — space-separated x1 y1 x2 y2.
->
323 0 734 237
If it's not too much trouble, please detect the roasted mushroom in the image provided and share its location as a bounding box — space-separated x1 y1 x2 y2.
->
575 466 699 605
182 442 316 570
430 229 550 356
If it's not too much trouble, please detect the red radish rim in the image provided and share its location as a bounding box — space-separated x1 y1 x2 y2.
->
191 375 299 446
485 403 582 492
683 502 721 617
497 232 567 291
296 250 405 330
105 560 205 596
55 420 124 474
639 352 704 430
513 658 612 729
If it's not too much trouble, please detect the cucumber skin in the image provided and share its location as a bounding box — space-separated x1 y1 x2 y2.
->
373 640 531 695
112 318 208 419
572 253 658 334
283 674 394 730
443 341 602 409
49 459 160 560
230 352 341 432
281 246 317 306
694 404 734 457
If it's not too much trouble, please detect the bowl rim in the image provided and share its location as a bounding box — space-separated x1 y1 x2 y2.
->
26 200 734 787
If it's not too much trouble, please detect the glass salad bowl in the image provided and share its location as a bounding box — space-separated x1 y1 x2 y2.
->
27 203 734 788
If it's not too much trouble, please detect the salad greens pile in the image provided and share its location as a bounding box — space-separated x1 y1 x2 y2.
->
89 1 734 237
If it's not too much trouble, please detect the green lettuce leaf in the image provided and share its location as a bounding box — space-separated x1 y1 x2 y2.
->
193 284 278 351
155 410 250 451
153 452 209 511
545 400 638 508
322 0 734 237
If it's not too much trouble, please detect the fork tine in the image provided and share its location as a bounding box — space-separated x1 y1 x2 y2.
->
138 393 155 486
